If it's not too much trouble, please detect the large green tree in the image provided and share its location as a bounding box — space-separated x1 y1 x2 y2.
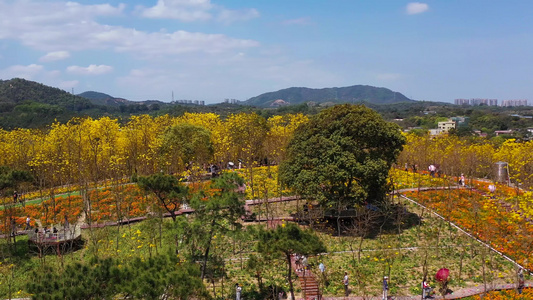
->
280 104 405 209
255 223 326 300
137 173 188 222
0 166 34 198
159 123 214 174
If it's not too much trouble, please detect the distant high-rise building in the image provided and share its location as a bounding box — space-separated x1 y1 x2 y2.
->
454 98 470 105
501 99 528 107
224 98 240 104
455 98 498 106
470 98 498 106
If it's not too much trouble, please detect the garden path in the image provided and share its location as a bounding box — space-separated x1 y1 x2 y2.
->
316 281 531 299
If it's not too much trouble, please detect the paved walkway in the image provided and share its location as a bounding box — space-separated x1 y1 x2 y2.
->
313 283 531 300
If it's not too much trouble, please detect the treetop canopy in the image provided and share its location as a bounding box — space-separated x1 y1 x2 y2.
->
280 104 405 207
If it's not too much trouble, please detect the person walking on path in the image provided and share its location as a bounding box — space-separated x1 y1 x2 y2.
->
10 218 16 237
25 216 31 230
319 262 325 274
295 254 302 271
235 283 242 300
488 184 496 198
428 164 436 177
518 268 525 294
422 278 433 299
343 272 349 296
459 174 466 186
302 255 308 275
382 276 389 300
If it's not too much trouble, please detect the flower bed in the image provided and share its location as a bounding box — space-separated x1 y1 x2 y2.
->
403 189 533 270
389 169 453 190
88 185 151 223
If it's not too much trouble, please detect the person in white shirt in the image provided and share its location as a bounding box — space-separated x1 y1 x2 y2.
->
343 272 349 296
235 283 242 300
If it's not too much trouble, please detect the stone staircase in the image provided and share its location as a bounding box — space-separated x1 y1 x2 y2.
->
297 272 320 300
291 255 322 300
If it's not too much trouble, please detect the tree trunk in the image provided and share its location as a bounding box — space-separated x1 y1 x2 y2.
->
201 219 216 280
287 253 295 300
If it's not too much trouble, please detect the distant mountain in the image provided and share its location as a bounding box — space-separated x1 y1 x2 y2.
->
78 91 132 106
78 91 169 108
245 85 414 107
78 91 114 101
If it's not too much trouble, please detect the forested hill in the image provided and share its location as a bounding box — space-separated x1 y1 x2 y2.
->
245 85 414 107
0 78 98 129
0 78 92 108
78 91 132 106
0 78 246 129
77 91 114 101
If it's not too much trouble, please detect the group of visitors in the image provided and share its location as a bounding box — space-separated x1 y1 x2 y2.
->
233 266 527 299
35 226 58 234
206 160 243 178
342 272 432 300
342 272 391 299
405 162 444 178
13 190 25 206
295 254 309 275
422 278 433 299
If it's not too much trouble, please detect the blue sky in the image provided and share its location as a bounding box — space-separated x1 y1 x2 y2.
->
1 0 533 104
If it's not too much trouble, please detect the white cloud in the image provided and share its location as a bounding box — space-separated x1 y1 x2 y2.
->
0 64 45 80
217 8 259 24
0 64 81 92
138 0 212 21
116 54 342 102
58 80 79 90
39 51 71 62
0 1 259 57
0 1 124 35
67 64 113 75
406 2 429 15
281 17 312 26
113 30 259 57
137 0 259 23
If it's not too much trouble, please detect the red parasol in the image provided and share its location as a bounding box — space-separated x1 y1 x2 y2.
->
435 268 450 282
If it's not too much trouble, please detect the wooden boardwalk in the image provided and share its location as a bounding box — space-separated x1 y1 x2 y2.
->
27 225 82 257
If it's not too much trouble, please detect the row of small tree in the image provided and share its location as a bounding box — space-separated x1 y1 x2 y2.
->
0 113 307 196
398 133 533 189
